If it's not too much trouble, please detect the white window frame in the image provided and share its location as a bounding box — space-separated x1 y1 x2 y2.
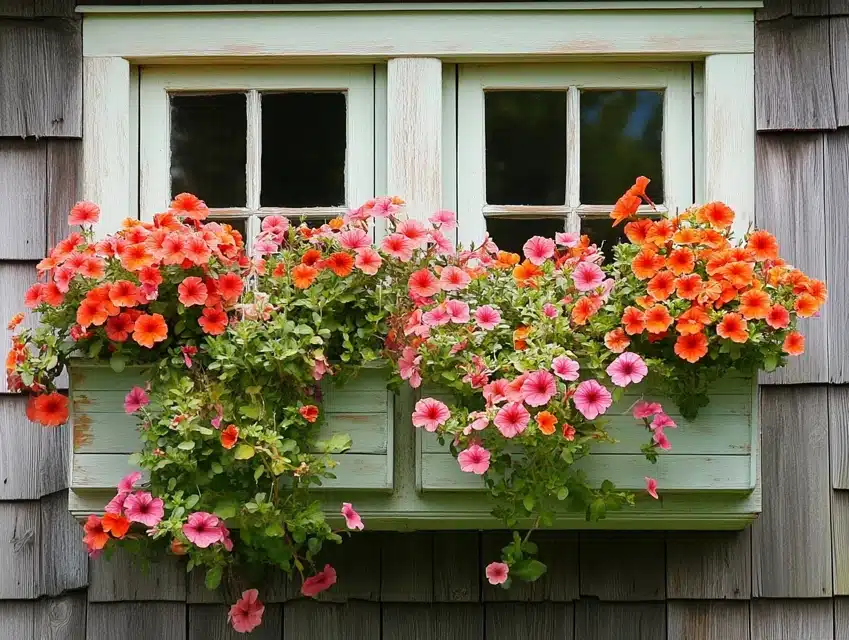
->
456 62 694 247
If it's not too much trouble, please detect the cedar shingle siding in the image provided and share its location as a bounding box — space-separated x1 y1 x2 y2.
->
1 1 847 637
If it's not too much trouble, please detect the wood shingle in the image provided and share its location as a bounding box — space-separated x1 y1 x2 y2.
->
750 599 834 639
666 530 752 599
667 600 750 639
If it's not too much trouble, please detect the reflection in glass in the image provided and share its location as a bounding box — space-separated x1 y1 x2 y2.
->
580 217 629 255
486 217 565 255
580 90 664 204
261 93 346 208
170 94 247 208
485 91 567 206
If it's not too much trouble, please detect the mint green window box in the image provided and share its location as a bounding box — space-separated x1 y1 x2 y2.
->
68 363 759 531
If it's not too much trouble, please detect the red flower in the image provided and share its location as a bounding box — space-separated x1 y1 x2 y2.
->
220 424 239 449
301 564 337 597
199 307 228 335
299 405 319 423
29 392 69 427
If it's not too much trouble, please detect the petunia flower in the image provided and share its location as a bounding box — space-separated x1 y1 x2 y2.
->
650 413 677 431
445 299 470 323
463 411 489 435
606 352 648 387
645 477 659 499
301 564 337 597
520 370 557 407
341 503 364 530
439 265 471 291
182 512 223 548
632 401 662 420
551 356 580 382
411 398 450 432
572 261 606 292
474 305 501 331
399 347 422 388
124 491 164 527
523 236 555 265
408 269 441 298
494 402 530 438
429 209 456 229
68 201 101 226
572 380 613 420
124 387 149 414
380 233 415 262
457 444 491 475
555 231 579 247
299 405 319 423
228 589 265 634
485 562 510 585
338 228 371 251
354 248 383 275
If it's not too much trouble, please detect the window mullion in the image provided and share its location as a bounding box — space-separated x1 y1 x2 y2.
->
565 85 581 235
246 89 262 212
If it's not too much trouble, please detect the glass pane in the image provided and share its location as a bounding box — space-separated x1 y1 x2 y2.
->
261 92 346 208
486 217 565 255
580 217 627 255
580 90 664 204
485 91 567 206
170 94 247 208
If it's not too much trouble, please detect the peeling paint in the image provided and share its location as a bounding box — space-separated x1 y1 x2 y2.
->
73 413 93 451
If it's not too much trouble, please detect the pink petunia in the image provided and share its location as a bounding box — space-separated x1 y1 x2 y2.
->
555 231 580 247
439 265 471 291
505 374 528 403
354 247 383 275
118 471 142 494
483 379 510 406
523 236 556 265
429 209 457 229
494 402 530 438
105 492 129 515
520 370 557 407
632 400 662 420
397 219 430 248
473 305 501 331
653 429 672 450
380 233 415 262
408 269 442 298
445 299 470 324
219 523 234 552
366 197 401 219
301 564 337 597
485 562 510 585
261 214 289 235
572 379 613 420
463 411 490 435
412 398 451 432
551 356 580 382
422 305 451 326
341 502 364 530
645 477 659 500
650 412 677 431
68 201 101 226
542 303 559 318
457 444 491 474
124 491 165 527
124 387 149 414
228 589 265 634
182 512 223 548
399 347 423 388
572 262 606 292
430 229 454 255
605 352 648 387
338 228 371 251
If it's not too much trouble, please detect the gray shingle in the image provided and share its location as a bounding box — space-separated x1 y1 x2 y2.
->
0 500 40 598
832 491 849 594
40 491 88 596
283 601 381 639
88 547 186 602
380 532 433 602
667 600 750 639
574 601 666 640
579 532 665 601
381 603 483 640
0 140 47 260
87 602 186 640
666 530 752 599
824 131 849 383
750 599 834 639
433 531 479 602
485 603 573 640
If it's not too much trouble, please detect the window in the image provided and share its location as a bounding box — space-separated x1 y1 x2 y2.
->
139 66 376 248
455 64 694 253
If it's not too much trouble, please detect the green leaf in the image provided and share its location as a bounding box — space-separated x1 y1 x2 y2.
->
213 502 237 519
184 494 199 509
234 444 255 460
210 462 224 474
511 559 547 582
254 466 264 481
315 433 352 454
177 441 195 451
522 495 535 513
109 353 127 373
239 404 260 419
204 566 222 590
88 340 104 359
556 487 569 501
763 354 779 372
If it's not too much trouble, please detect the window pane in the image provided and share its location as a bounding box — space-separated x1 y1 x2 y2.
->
170 94 247 208
580 217 627 255
580 90 664 204
485 91 567 206
208 217 247 240
486 217 565 255
261 92 346 208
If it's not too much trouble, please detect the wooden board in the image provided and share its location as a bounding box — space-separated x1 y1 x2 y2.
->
666 601 750 639
0 140 46 260
0 501 40 599
750 599 834 640
578 531 665 601
88 546 186 602
86 603 186 640
282 601 380 639
485 603 573 640
574 601 666 640
666 529 752 599
824 130 849 384
381 603 484 640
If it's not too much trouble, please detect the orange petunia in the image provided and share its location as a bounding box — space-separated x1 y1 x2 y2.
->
701 228 729 249
635 295 655 309
535 411 558 435
220 424 239 449
199 307 228 336
325 252 355 277
805 279 828 306
120 243 155 271
513 325 531 350
766 304 790 330
109 280 140 308
216 273 244 302
76 299 108 328
666 248 695 276
675 274 704 300
301 249 323 267
720 261 755 289
739 289 771 320
794 293 820 318
7 312 24 331
705 251 732 276
571 296 602 326
622 306 646 335
676 305 711 336
647 270 676 301
604 327 631 353
698 201 735 230
292 264 319 289
106 313 136 342
672 227 701 245
717 312 748 343
495 251 521 269
644 304 673 334
132 313 168 348
328 217 345 230
101 512 131 539
610 194 641 226
747 230 779 262
83 515 110 552
170 193 209 221
513 260 543 286
646 219 676 247
178 276 208 307
674 332 709 363
624 219 653 245
41 283 64 307
30 392 69 427
631 249 666 280
783 331 805 356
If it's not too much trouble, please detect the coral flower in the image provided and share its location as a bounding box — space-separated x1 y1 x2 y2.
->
513 260 543 285
632 400 662 419
75 299 107 329
24 283 44 309
720 261 754 289
666 248 695 275
676 306 711 336
124 386 149 413
412 398 450 432
535 411 558 435
292 264 319 289
216 273 244 302
521 370 557 407
339 228 371 251
381 233 415 262
783 331 805 355
631 249 666 280
355 248 383 275
673 227 701 245
552 355 580 381
108 281 140 308
133 313 168 348
301 565 337 597
408 269 441 298
644 305 673 334
739 289 771 320
199 307 228 335
747 230 779 261
341 503 364 530
170 193 209 221
325 252 355 277
440 265 472 291
698 201 735 229
645 477 659 500
610 193 641 226
523 236 556 265
7 312 24 330
445 299 471 323
604 328 631 353
397 219 430 248
606 352 648 387
101 512 131 539
495 402 530 438
124 491 164 527
562 424 576 440
228 589 265 634
182 512 223 548
624 219 653 245
795 293 819 318
474 305 501 331
178 276 208 307
120 243 154 271
68 201 101 226
299 405 319 423
674 332 709 363
571 295 602 326
457 444 491 474
83 515 109 552
30 392 69 427
301 249 323 267
105 313 134 342
572 262 605 292
717 312 749 343
766 304 791 329
647 271 676 301
675 274 703 300
220 424 239 449
429 209 457 229
622 306 646 335
486 562 510 585
573 379 613 420
513 325 531 350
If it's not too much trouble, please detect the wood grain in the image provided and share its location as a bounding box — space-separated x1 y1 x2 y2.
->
0 17 81 137
753 386 832 597
47 139 80 250
485 603 573 640
0 601 35 640
756 0 792 20
830 18 849 126
832 490 849 594
756 134 828 384
579 531 665 601
837 596 849 640
88 546 186 602
1 263 41 393
381 603 484 640
824 130 849 383
87 603 186 640
283 601 380 638
667 600 750 639
188 604 282 640
0 0 76 18
380 532 434 602
750 599 834 639
666 529 752 599
433 531 480 602
574 601 666 640
36 593 86 640
0 140 46 259
311 532 381 602
755 17 836 130
39 491 87 596
0 501 39 598
830 388 849 489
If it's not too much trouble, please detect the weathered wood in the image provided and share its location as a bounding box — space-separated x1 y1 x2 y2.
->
756 0 791 20
36 593 87 640
482 531 578 602
756 134 828 384
381 532 434 602
667 600 750 639
830 18 849 126
1 263 42 393
837 597 849 640
39 491 87 596
750 599 834 639
753 386 832 597
0 501 39 598
0 17 81 137
88 546 186 602
188 604 282 640
579 531 665 601
312 532 381 602
574 601 666 640
832 0 849 15
381 603 484 640
666 529 752 599
433 531 480 602
0 0 76 18
47 139 80 250
824 130 849 383
832 490 849 594
187 565 297 604
283 601 380 638
485 603 573 640
790 0 831 15
755 18 836 130
0 601 35 639
87 603 186 640
830 388 849 489
0 140 46 259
